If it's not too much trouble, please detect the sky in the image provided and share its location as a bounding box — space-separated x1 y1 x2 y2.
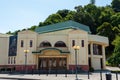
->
0 0 112 33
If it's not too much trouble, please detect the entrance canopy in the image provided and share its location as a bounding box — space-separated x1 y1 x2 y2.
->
32 47 70 54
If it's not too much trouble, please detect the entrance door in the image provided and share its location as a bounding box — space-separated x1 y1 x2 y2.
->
38 57 67 70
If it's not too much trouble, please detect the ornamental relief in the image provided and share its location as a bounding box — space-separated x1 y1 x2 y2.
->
41 50 60 56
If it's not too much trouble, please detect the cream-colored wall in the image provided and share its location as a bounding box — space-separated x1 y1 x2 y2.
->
38 29 89 66
68 30 88 65
88 42 108 70
0 35 9 65
37 29 73 48
92 57 101 69
16 30 37 65
88 35 109 46
14 29 109 70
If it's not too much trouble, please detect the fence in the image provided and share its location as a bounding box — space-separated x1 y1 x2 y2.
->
0 69 119 80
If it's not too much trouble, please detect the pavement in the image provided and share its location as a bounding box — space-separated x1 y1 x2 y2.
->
0 66 120 80
0 72 119 80
106 66 120 71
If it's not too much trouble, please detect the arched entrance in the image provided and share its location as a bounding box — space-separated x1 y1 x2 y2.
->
38 57 67 70
38 49 68 70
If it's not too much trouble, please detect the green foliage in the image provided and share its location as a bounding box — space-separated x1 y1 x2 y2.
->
111 70 120 73
108 36 120 66
112 25 120 36
99 6 115 25
74 5 95 33
28 25 38 31
90 0 95 4
111 13 120 26
106 61 110 66
108 52 120 66
112 36 120 53
6 31 12 35
89 67 94 72
112 0 120 12
64 11 75 20
97 22 115 56
97 22 115 41
44 13 63 25
57 9 70 18
6 30 21 35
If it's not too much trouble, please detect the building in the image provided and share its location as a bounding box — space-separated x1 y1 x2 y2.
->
0 20 109 71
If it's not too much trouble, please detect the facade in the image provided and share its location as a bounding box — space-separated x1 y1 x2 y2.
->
0 20 109 71
0 33 10 68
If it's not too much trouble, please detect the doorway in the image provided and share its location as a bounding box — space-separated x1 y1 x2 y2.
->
38 57 67 70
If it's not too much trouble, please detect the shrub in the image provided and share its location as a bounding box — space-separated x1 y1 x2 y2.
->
89 67 94 72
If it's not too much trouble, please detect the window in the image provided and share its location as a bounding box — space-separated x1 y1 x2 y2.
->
40 41 52 47
88 44 91 54
54 41 66 47
81 40 84 47
72 40 75 47
14 57 16 64
93 44 102 55
30 40 33 47
8 57 10 64
21 40 24 47
11 57 12 64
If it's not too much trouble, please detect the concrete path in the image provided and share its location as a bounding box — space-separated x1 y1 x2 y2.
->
0 73 119 80
106 66 120 71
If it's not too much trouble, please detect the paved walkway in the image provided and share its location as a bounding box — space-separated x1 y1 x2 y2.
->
0 73 119 80
106 66 120 71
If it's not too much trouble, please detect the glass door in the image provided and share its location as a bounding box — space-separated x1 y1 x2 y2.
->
38 57 67 70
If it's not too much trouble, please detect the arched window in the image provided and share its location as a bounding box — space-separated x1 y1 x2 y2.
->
40 41 52 47
54 41 67 47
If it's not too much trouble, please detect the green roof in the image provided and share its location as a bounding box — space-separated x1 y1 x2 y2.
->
35 20 91 34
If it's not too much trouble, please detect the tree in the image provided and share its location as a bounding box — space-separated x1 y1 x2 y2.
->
112 25 120 36
99 6 114 24
97 22 113 37
90 0 95 4
44 14 63 25
6 31 12 35
74 5 95 34
97 22 115 56
84 4 101 33
111 0 120 12
111 13 120 27
64 11 75 20
112 36 120 53
74 5 84 12
73 11 95 33
13 30 21 35
108 36 120 66
57 9 70 18
28 25 38 31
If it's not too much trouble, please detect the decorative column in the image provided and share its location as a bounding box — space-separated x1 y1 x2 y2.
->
36 55 38 69
102 45 106 69
90 43 94 68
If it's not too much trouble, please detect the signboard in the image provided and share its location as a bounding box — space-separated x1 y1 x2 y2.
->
9 36 17 56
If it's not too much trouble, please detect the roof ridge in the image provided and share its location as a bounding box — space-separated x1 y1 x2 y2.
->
35 20 91 34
